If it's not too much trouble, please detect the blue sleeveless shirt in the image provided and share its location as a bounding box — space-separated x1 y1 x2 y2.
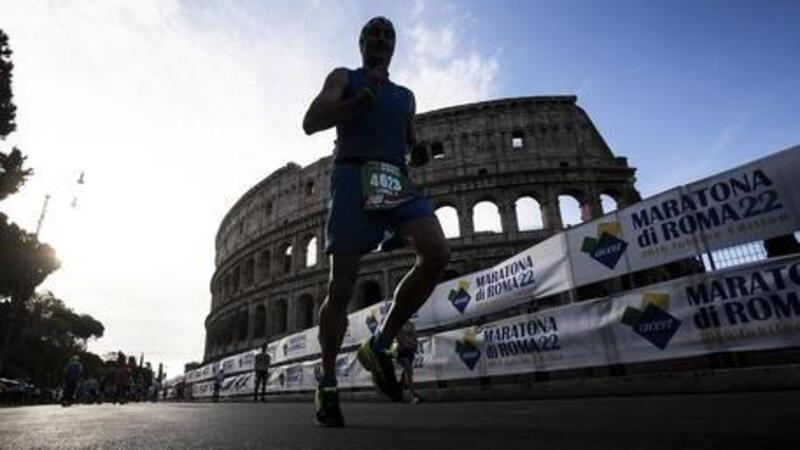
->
335 68 412 168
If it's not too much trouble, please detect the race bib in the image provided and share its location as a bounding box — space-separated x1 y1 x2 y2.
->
361 161 414 210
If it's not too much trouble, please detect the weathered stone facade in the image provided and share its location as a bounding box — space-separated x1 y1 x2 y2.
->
204 95 639 361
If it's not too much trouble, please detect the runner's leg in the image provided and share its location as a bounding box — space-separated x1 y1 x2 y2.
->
318 253 362 382
378 217 449 342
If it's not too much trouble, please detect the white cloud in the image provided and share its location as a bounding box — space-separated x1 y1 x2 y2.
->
0 0 499 374
395 15 499 112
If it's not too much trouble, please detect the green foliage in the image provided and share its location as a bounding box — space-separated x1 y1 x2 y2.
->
0 213 60 303
0 29 16 139
0 147 33 201
1 292 105 386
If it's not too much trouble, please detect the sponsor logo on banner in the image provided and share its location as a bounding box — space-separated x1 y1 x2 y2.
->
621 292 681 350
483 315 561 360
474 256 536 303
267 343 278 360
448 280 472 313
238 352 254 370
222 373 252 394
455 329 481 370
581 222 628 269
313 355 351 381
280 366 304 387
222 358 236 373
366 312 379 334
630 168 785 258
686 260 800 343
413 339 428 369
365 302 391 335
283 334 307 357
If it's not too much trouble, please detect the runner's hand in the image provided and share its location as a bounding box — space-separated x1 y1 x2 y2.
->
359 66 388 108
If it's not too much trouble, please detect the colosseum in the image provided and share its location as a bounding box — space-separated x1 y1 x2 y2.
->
204 95 640 361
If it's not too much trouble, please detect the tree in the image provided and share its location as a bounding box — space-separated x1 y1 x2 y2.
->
0 28 60 373
2 292 105 387
0 148 32 201
0 214 60 302
0 29 16 138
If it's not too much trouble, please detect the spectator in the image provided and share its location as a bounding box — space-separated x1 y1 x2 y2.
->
62 355 83 407
254 344 271 402
213 368 224 402
116 358 133 404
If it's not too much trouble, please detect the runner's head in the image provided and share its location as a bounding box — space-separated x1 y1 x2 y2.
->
359 16 395 69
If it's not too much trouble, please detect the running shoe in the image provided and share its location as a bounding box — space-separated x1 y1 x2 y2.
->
314 386 345 427
357 337 403 402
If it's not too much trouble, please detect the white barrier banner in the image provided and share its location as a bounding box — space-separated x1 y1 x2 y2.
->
342 300 394 348
416 233 570 330
270 328 320 366
220 349 257 375
252 234 569 367
568 145 800 286
431 255 800 380
195 146 800 384
186 362 216 384
221 372 255 397
249 255 800 395
192 380 215 398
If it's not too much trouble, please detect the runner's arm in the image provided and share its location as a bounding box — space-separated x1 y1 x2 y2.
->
406 91 430 167
303 68 372 135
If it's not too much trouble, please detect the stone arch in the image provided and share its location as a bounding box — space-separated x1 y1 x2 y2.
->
511 130 525 149
431 141 445 160
277 243 293 275
435 205 461 238
295 293 314 331
236 308 249 342
243 257 255 285
472 199 503 233
600 193 619 215
305 236 319 268
258 248 271 281
253 303 266 338
515 196 544 231
223 273 231 297
223 314 235 345
231 266 240 292
271 298 288 336
558 192 584 228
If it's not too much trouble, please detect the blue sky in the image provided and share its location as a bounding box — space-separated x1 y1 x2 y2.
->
462 0 800 194
1 0 798 374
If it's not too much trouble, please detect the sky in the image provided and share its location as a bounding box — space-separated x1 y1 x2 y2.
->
1 0 798 377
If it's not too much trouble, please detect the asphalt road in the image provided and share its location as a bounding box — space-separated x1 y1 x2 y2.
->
1 391 798 449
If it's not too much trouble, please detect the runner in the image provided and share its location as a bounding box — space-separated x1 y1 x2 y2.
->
303 16 450 427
